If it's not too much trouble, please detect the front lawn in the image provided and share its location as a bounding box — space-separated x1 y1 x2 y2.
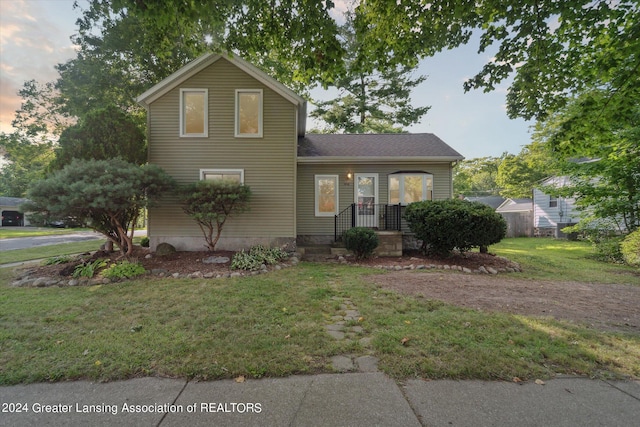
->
1 258 638 385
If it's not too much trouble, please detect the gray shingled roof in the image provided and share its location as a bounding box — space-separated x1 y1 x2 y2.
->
298 133 464 159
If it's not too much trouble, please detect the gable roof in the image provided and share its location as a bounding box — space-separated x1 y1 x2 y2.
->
0 196 29 208
496 198 533 212
464 196 506 209
297 133 464 163
135 52 307 136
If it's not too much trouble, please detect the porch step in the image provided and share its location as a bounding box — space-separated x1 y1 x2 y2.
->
298 245 332 255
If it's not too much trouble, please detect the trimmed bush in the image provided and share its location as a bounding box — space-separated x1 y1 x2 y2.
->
404 199 507 256
344 227 379 259
140 237 150 247
621 229 640 267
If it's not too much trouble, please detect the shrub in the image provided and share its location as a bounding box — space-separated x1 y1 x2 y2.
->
140 237 150 247
404 199 506 256
231 245 288 270
73 259 107 278
621 229 640 267
102 261 147 280
343 227 379 259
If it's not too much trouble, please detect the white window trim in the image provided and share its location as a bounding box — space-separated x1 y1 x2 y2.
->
388 173 433 205
200 168 245 183
235 89 263 138
315 174 339 217
180 88 208 137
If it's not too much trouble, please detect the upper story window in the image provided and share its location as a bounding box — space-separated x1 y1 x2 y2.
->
389 173 433 205
180 89 208 137
201 169 244 184
549 195 558 207
235 89 263 138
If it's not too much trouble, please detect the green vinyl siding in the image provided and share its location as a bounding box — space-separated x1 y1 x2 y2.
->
147 58 297 240
296 162 453 236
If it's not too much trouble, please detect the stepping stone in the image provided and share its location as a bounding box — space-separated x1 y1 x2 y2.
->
331 355 354 372
326 330 345 340
355 356 379 372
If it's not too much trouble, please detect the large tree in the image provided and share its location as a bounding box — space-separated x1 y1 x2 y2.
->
496 141 557 199
453 156 503 197
533 88 640 232
23 158 175 256
50 105 146 170
356 0 640 120
0 132 54 197
311 11 429 133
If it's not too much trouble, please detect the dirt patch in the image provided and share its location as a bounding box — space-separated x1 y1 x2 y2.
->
369 270 640 334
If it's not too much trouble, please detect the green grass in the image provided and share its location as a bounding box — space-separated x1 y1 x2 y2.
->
490 237 639 285
1 259 638 385
0 241 106 265
0 227 91 239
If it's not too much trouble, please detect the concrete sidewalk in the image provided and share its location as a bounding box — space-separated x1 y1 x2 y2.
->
1 373 639 426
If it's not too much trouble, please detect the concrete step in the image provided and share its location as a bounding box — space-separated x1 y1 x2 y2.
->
299 245 332 255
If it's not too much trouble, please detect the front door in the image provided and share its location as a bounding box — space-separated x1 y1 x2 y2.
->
355 173 379 227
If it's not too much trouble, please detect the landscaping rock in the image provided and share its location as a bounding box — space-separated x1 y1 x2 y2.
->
155 242 177 256
202 256 230 264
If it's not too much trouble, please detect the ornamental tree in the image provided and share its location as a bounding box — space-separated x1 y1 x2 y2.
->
23 158 175 256
179 181 252 251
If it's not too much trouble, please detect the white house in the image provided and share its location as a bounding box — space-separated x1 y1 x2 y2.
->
533 176 579 237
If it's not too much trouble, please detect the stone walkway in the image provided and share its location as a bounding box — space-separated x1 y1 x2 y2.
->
325 296 379 373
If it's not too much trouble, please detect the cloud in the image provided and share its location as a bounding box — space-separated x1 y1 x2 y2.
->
0 0 79 133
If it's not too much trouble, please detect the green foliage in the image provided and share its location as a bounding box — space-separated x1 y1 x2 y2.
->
496 142 558 199
404 199 506 256
140 237 150 247
179 180 251 251
357 0 639 121
102 261 147 280
311 11 429 133
43 256 74 266
453 156 503 197
23 158 175 256
533 89 640 232
0 132 54 197
73 259 108 279
343 227 379 259
231 245 288 271
50 106 146 170
621 230 640 267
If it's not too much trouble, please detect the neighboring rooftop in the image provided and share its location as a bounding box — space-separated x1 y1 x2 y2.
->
497 198 533 212
297 133 464 161
464 196 506 210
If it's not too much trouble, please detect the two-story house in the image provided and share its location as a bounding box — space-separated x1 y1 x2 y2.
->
136 53 464 252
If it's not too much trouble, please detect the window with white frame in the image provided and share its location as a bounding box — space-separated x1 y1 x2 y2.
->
180 89 208 137
388 173 433 204
549 195 558 207
200 169 244 183
235 89 263 137
315 175 338 216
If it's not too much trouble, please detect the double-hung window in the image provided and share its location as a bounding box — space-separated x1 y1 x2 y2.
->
389 173 433 204
315 175 338 216
200 169 244 184
235 89 263 137
180 89 208 137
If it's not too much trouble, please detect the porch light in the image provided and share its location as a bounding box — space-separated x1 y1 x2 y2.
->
346 172 353 180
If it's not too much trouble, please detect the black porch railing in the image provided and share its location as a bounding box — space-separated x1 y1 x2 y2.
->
334 203 407 241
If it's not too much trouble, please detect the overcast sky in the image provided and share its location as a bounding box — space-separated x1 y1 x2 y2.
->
0 0 533 159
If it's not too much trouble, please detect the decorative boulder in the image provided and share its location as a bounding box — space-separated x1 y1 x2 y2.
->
155 242 177 256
